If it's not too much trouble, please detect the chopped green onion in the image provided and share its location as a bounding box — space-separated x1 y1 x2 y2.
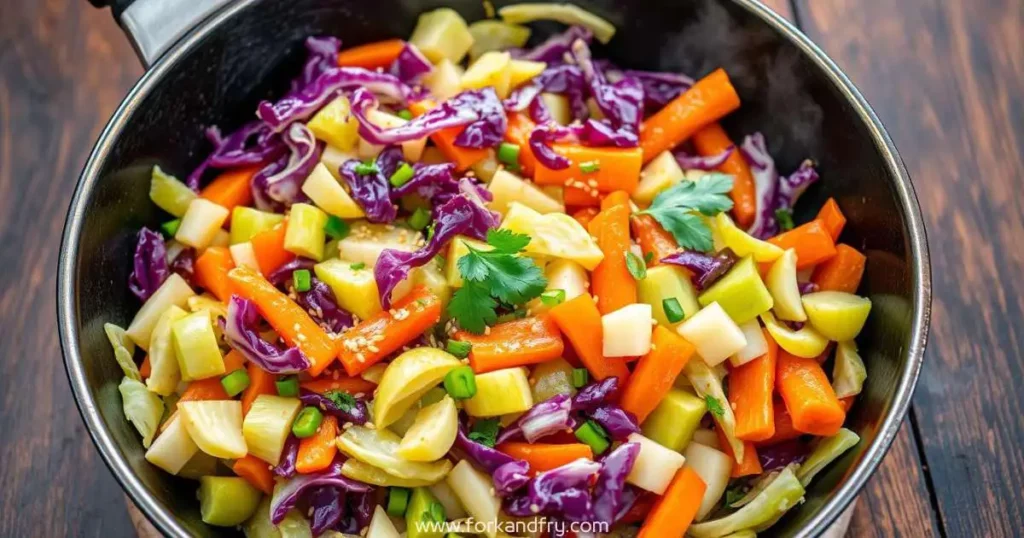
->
275 376 299 397
292 269 311 292
409 207 431 231
580 160 601 173
350 262 366 270
497 143 521 166
575 419 610 455
644 251 654 264
662 297 685 323
775 208 795 231
324 216 350 240
446 340 472 359
291 406 324 438
444 366 478 400
220 369 250 397
540 289 566 307
354 160 378 175
397 109 413 121
429 501 446 523
389 162 415 187
571 368 589 389
426 223 436 242
161 219 181 237
386 487 410 516
625 251 647 280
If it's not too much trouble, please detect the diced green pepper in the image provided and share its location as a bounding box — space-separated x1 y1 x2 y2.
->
698 256 774 325
284 203 328 261
197 476 262 527
641 388 707 451
229 206 284 245
406 486 446 538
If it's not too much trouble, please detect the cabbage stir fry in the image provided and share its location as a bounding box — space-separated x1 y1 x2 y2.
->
108 4 871 537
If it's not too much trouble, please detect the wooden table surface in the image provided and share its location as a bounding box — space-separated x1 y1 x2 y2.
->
2 0 1021 536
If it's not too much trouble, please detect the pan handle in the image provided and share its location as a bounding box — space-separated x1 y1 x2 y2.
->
89 0 234 67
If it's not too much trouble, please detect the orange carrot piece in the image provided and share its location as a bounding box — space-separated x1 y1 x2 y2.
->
639 69 742 164
591 202 637 314
409 100 488 171
729 329 778 442
194 246 235 302
693 123 757 228
139 355 152 379
630 214 679 265
200 166 259 212
839 396 856 413
337 286 442 376
564 184 602 207
812 244 866 293
767 219 837 269
179 378 229 402
497 442 594 474
233 455 276 494
250 222 296 276
716 427 763 478
241 362 278 415
296 416 339 474
222 349 246 373
455 315 564 374
505 112 539 176
301 376 378 396
757 400 804 447
776 351 846 436
637 466 706 538
534 145 643 194
620 326 696 423
572 207 600 228
336 39 406 70
548 295 630 382
601 190 631 211
227 266 337 376
816 197 847 241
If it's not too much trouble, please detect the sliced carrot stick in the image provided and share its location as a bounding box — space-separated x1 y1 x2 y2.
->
716 428 763 478
767 219 837 269
233 454 276 494
250 221 296 276
409 100 488 171
227 266 337 376
590 202 637 314
601 190 631 211
812 243 866 293
639 68 742 164
296 415 339 474
336 39 406 70
572 207 599 228
534 145 643 194
620 326 696 423
563 184 601 207
505 112 539 176
548 295 630 382
693 123 757 228
194 246 235 302
816 197 847 241
455 315 564 374
139 355 152 379
757 400 804 447
200 166 260 212
630 214 679 265
222 349 246 373
776 350 846 436
179 378 229 402
301 376 378 396
729 329 778 442
241 362 278 416
637 466 706 538
337 286 442 376
497 442 593 474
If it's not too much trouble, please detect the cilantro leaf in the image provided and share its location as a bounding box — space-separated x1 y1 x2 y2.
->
625 251 647 280
468 418 501 447
482 255 547 305
639 173 734 251
705 395 726 418
486 228 531 252
324 390 356 412
447 281 499 334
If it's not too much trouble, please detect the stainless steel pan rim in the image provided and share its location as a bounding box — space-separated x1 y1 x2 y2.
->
57 1 932 536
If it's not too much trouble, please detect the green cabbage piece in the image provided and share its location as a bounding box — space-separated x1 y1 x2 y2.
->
118 377 164 448
832 341 867 399
796 428 860 487
684 359 743 463
689 467 805 538
105 323 140 381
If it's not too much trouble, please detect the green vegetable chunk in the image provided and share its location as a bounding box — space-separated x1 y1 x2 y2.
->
292 406 324 439
571 367 589 389
220 368 251 397
698 256 774 325
641 388 706 451
388 487 412 517
637 265 700 328
323 215 350 240
688 467 806 538
276 376 299 397
406 487 446 538
575 420 610 455
284 203 328 261
198 476 262 527
149 166 197 218
446 340 472 359
230 206 284 245
292 269 312 292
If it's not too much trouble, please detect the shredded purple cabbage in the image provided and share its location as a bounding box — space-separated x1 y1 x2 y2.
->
529 124 576 170
349 490 375 531
186 122 287 191
454 426 530 495
389 43 432 83
273 436 300 478
758 439 810 471
298 388 369 425
452 88 507 149
309 486 345 535
777 160 820 214
389 162 460 203
293 36 344 93
741 133 821 239
298 279 354 334
497 394 576 444
269 457 371 524
675 146 735 170
338 147 400 223
572 39 643 132
589 405 640 440
168 247 196 288
349 87 477 145
591 442 641 524
505 64 587 120
224 296 312 374
512 26 593 63
572 377 619 412
374 191 497 308
661 248 739 291
623 69 694 111
250 123 320 210
128 228 169 301
266 258 317 287
503 459 601 522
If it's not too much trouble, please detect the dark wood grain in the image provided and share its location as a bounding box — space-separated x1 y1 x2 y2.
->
0 0 142 536
796 0 1024 536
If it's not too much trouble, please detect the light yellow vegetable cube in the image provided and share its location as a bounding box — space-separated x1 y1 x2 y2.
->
625 433 686 494
229 242 259 270
462 51 513 98
539 93 573 126
336 222 419 266
126 273 196 349
242 394 302 465
488 168 565 215
284 203 328 261
510 59 547 89
463 368 533 417
315 258 384 320
634 151 685 205
413 259 452 308
306 94 359 151
409 7 474 64
678 302 747 366
637 265 700 329
176 198 230 249
178 400 247 459
683 442 734 521
602 303 654 357
730 319 770 367
145 415 199 475
321 145 361 181
468 20 531 62
172 310 225 380
424 59 464 101
446 460 501 538
301 162 366 219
